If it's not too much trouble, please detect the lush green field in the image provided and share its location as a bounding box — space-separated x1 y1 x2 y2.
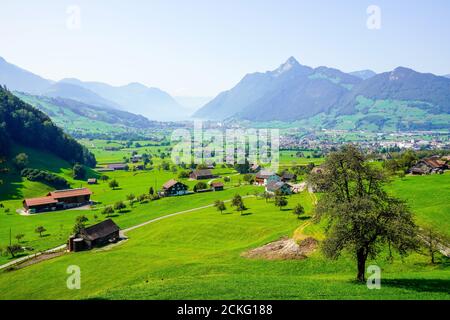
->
0 143 259 265
279 151 324 167
387 172 450 240
1 141 449 300
0 194 448 300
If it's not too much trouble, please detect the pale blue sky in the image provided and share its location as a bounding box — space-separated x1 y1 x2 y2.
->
1 0 449 96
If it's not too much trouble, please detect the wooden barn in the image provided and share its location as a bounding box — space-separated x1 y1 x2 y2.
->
411 158 447 175
210 181 224 191
69 219 120 252
190 169 214 180
47 188 92 209
23 197 58 213
23 188 92 214
161 179 189 197
280 172 297 182
87 178 97 185
107 163 128 171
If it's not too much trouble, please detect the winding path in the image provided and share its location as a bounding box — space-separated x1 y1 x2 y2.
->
0 195 254 271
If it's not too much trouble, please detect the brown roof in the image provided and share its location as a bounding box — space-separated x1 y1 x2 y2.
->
211 182 224 187
24 197 58 207
80 219 119 241
256 170 276 179
162 179 179 189
422 158 446 169
192 169 213 177
48 188 92 199
281 172 296 180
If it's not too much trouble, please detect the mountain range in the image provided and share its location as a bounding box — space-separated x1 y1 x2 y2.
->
194 57 450 131
0 56 188 121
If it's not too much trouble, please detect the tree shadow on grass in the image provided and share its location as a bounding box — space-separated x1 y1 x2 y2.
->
105 214 120 218
7 252 28 260
382 279 450 294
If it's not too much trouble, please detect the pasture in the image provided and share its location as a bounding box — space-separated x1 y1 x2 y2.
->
0 141 449 300
0 194 448 300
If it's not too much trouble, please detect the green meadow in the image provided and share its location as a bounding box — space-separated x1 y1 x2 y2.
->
0 141 449 300
387 172 450 240
0 194 448 300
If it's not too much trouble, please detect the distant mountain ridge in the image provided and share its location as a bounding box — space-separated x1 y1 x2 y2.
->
195 57 362 121
194 57 450 131
59 78 188 121
349 70 377 80
0 56 185 121
0 56 53 94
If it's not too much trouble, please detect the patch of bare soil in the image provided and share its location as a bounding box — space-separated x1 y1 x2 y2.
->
242 236 318 260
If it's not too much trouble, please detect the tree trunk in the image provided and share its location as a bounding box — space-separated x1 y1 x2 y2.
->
356 248 367 282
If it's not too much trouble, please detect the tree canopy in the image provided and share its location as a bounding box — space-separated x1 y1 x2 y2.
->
0 86 96 167
308 144 418 282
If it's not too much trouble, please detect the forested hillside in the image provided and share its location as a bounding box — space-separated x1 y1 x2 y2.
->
0 86 96 167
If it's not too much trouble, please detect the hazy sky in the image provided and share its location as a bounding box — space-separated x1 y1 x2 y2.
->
1 0 449 97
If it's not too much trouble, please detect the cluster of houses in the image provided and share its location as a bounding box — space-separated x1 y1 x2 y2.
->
23 188 93 214
410 156 449 175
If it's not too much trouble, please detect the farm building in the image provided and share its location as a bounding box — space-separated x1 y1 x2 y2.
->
265 181 292 195
210 182 224 191
107 163 128 171
190 169 214 180
131 154 143 163
280 172 297 182
23 197 58 214
161 179 189 197
23 188 93 214
87 178 97 185
410 158 447 175
255 170 280 186
69 219 120 252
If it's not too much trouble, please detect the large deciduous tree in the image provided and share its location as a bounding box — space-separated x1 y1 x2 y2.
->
308 144 418 282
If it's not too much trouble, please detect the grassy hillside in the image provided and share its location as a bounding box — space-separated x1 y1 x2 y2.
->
387 172 450 240
0 194 448 300
293 97 450 132
14 93 154 137
0 87 96 166
0 140 448 300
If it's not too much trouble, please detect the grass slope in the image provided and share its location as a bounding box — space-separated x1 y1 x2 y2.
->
0 194 448 300
387 172 450 240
